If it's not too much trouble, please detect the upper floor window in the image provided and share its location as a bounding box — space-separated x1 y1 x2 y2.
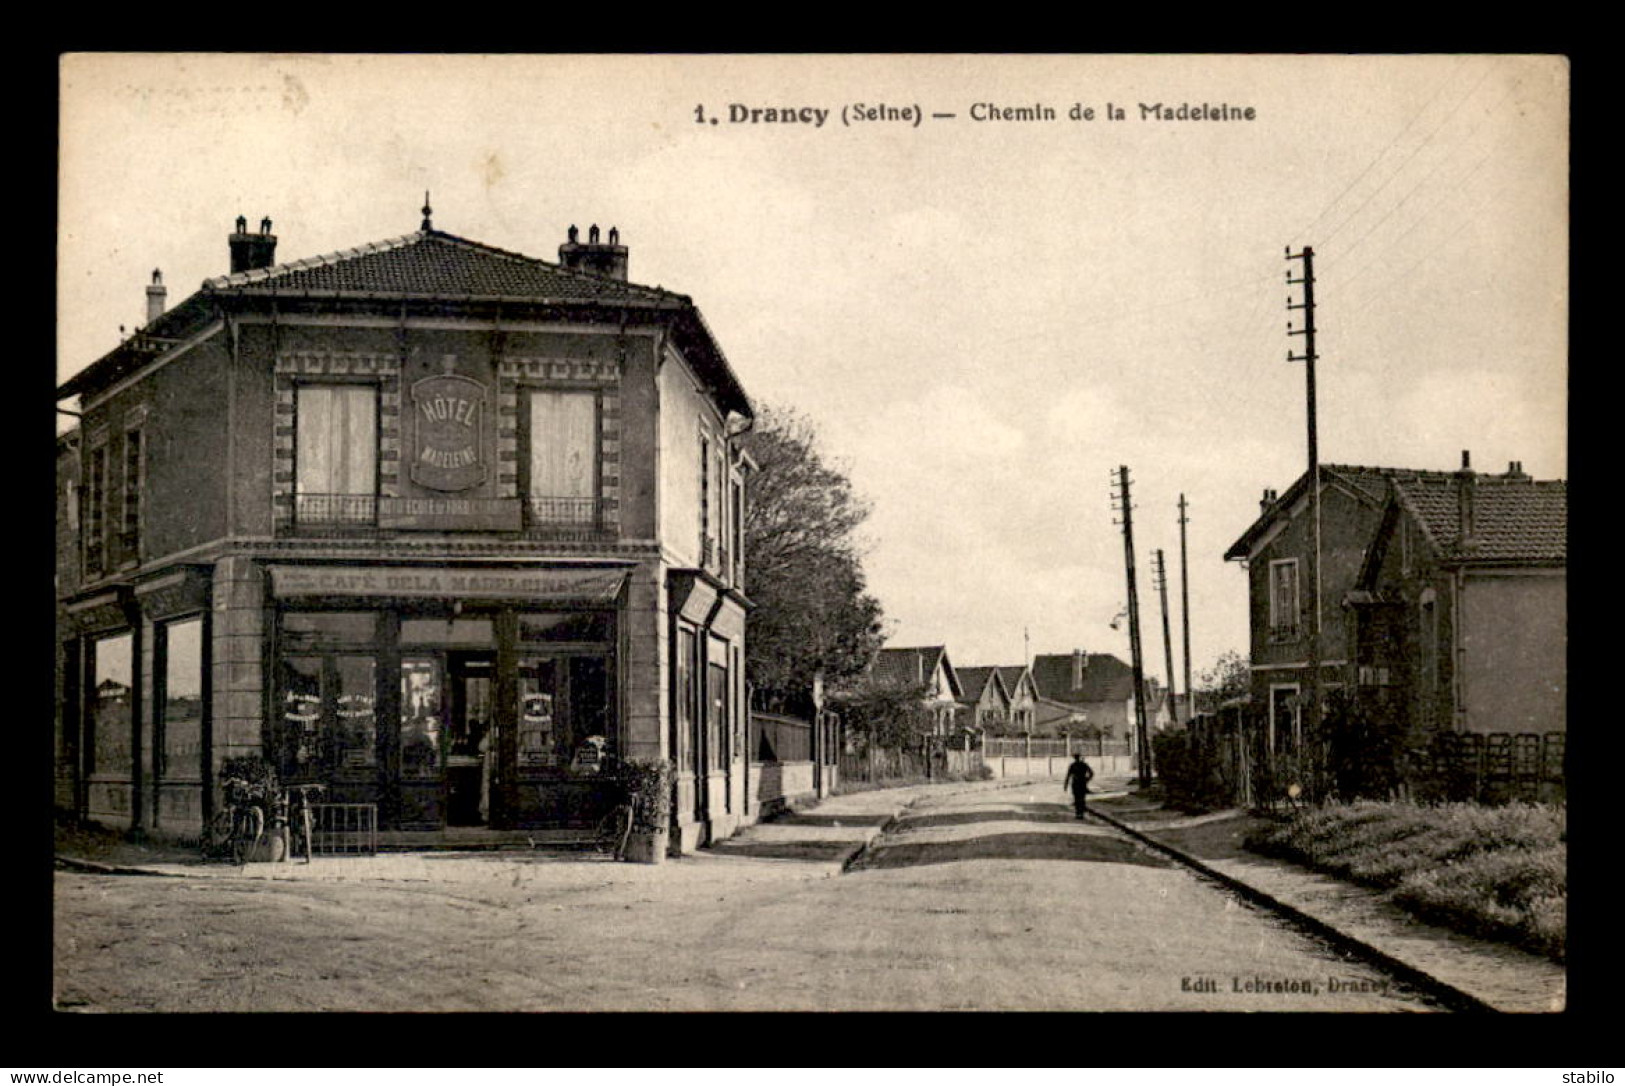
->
1268 558 1300 642
84 445 108 575
295 385 377 526
120 428 143 559
699 433 712 565
526 389 599 529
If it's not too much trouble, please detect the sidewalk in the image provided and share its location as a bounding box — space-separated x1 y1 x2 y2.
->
1088 791 1566 1013
53 778 1022 885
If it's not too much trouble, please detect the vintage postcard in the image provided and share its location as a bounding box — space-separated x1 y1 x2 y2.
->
53 53 1567 1016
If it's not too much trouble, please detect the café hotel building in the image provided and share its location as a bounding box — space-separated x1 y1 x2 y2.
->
56 207 754 853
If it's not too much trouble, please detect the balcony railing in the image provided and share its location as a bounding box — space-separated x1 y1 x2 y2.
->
291 493 611 538
525 496 612 539
295 493 379 527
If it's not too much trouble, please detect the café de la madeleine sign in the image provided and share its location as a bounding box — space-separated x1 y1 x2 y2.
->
269 566 628 601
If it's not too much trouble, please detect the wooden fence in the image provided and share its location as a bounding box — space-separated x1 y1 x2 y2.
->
984 736 1132 759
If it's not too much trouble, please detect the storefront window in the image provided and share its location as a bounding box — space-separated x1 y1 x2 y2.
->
675 627 695 778
518 612 611 644
400 658 442 780
89 631 133 775
278 654 377 778
160 617 204 780
517 659 559 772
401 618 495 646
283 612 376 647
334 658 378 770
707 660 728 772
281 657 323 773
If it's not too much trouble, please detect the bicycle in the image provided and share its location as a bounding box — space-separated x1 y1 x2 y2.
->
592 787 639 861
285 783 325 863
202 779 265 864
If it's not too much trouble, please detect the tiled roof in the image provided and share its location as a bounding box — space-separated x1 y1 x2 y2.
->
204 229 687 306
955 667 1009 706
996 666 1031 697
1394 476 1567 563
870 646 947 690
1030 652 1136 704
1225 463 1457 560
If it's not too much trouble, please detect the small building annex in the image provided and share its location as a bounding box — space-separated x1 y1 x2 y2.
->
56 208 755 854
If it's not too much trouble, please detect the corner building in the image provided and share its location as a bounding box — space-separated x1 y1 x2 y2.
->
57 214 753 853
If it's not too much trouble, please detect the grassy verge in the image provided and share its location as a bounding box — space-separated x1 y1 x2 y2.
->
1245 800 1565 962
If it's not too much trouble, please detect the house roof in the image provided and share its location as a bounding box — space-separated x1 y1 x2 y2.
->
869 646 962 698
996 666 1032 697
1223 463 1457 561
955 666 1010 706
1392 476 1567 564
60 225 751 417
1030 652 1136 704
201 229 689 306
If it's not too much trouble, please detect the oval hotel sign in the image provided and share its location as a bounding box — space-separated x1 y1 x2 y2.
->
411 370 488 491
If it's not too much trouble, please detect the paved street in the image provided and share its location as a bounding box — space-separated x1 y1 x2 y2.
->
54 783 1438 1012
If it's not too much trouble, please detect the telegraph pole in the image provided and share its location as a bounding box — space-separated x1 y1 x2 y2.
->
1153 549 1178 732
1112 466 1152 786
1177 494 1193 724
1286 246 1322 749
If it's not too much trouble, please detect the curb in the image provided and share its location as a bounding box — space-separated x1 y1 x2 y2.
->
55 855 183 878
1084 804 1498 1014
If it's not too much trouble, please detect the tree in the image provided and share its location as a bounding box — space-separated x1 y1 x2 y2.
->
742 405 886 710
1194 650 1250 713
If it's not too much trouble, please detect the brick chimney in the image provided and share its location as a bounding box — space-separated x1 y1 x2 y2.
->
229 215 278 274
1071 649 1087 691
1455 450 1477 548
1260 487 1278 512
1503 460 1529 480
145 269 166 325
558 223 628 281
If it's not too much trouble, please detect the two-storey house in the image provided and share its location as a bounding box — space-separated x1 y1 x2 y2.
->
1223 464 1454 754
866 646 963 735
1349 455 1566 740
953 666 1012 734
56 210 753 853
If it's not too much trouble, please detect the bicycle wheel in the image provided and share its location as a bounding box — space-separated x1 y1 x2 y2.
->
202 809 235 859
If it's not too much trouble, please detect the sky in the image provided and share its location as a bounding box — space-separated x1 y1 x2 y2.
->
57 54 1568 687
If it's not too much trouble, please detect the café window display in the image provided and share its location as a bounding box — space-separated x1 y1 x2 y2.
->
273 603 618 829
277 613 379 782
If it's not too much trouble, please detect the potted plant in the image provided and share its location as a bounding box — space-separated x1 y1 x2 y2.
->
217 754 287 863
619 758 673 865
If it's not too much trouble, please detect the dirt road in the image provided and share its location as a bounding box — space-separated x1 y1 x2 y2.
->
53 785 1438 1011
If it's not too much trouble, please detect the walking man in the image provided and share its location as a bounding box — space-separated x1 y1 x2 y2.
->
1064 754 1094 819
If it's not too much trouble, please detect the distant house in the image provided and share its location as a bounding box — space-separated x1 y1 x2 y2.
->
1349 456 1565 739
1029 650 1142 744
955 666 1012 733
1224 463 1457 753
997 665 1039 733
866 646 963 735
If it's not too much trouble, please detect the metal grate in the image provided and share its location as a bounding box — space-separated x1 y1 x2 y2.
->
295 493 379 526
310 803 378 856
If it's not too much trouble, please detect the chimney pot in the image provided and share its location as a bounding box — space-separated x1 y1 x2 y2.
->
145 268 167 325
608 226 619 246
568 224 579 244
1461 450 1471 470
229 214 278 274
589 224 600 244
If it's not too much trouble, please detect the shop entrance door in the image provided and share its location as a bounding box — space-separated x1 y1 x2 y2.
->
446 654 496 826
